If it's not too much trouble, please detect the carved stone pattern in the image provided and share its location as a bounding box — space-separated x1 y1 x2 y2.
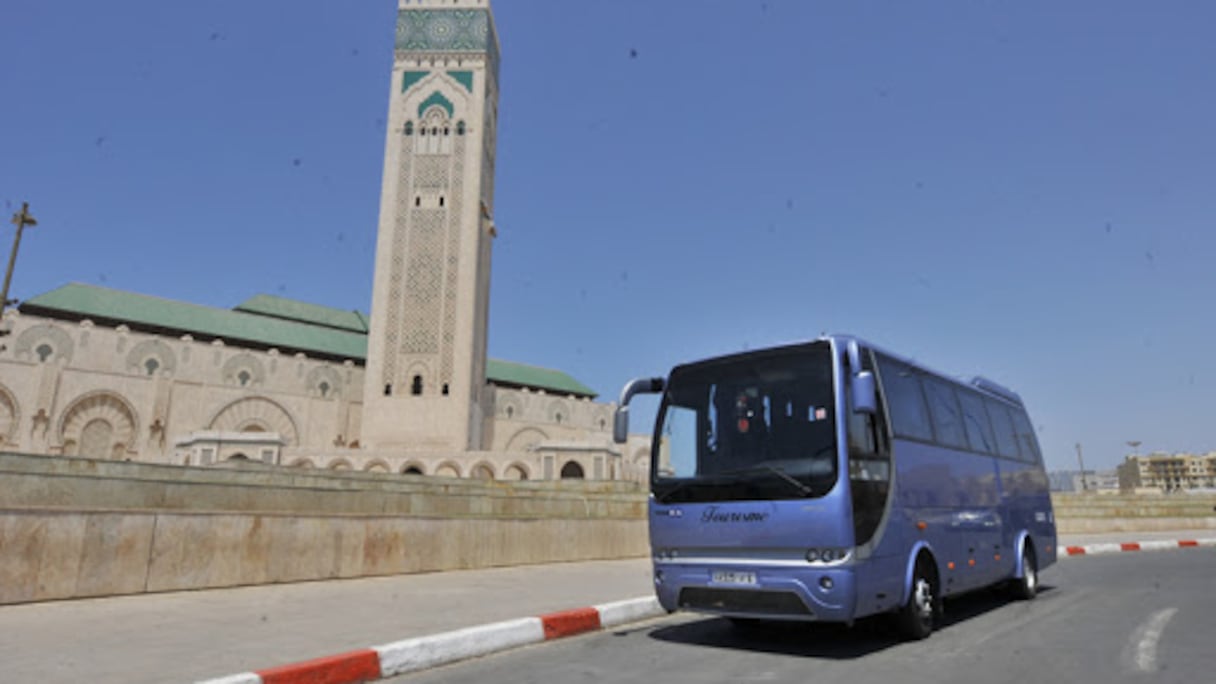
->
440 134 465 386
14 324 75 363
126 339 177 375
209 397 299 445
505 427 548 452
305 365 343 398
384 134 415 387
221 353 267 387
548 399 572 423
0 385 18 445
60 392 137 458
415 156 449 189
402 208 444 354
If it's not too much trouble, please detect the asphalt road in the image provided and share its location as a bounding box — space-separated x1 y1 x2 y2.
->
395 549 1216 684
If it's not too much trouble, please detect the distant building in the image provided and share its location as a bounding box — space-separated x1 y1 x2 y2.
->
1048 469 1119 493
1117 452 1216 492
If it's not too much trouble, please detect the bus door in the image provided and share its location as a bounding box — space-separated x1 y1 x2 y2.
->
846 347 903 617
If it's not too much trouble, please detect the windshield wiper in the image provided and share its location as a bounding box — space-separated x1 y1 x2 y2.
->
653 476 713 504
719 464 814 497
653 465 813 504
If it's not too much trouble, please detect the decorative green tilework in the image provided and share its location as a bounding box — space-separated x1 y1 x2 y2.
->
418 90 454 117
396 8 500 83
402 70 429 93
447 70 473 92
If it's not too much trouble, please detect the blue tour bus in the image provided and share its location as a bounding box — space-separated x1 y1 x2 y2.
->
613 335 1056 639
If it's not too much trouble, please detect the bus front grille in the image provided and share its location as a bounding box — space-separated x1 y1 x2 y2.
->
678 587 812 617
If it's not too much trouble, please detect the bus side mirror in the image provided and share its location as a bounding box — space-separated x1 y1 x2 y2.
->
853 371 877 415
613 376 666 444
613 407 630 444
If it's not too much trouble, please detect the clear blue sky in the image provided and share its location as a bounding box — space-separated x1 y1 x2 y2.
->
3 1 1214 472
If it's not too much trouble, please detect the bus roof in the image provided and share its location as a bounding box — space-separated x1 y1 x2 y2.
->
824 334 1025 407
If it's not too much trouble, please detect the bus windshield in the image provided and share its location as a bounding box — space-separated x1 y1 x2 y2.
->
652 343 837 504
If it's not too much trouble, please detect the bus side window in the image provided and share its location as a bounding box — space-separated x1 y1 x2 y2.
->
984 398 1021 460
923 377 967 450
876 355 933 442
959 389 997 454
1010 409 1043 465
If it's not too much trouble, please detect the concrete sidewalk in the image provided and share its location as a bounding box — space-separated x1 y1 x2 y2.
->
2 530 1213 684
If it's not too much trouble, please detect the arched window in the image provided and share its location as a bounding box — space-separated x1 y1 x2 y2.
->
319 381 331 398
456 121 466 135
560 461 585 479
403 466 423 475
404 121 414 135
35 344 54 363
411 375 423 396
144 358 160 376
237 370 252 387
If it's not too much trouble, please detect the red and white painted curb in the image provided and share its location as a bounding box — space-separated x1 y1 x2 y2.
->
195 596 664 684
1063 537 1216 557
195 538 1216 683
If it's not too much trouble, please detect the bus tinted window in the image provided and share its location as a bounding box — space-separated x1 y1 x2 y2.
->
984 398 1021 459
876 356 933 442
958 389 997 454
923 377 966 449
1010 409 1042 464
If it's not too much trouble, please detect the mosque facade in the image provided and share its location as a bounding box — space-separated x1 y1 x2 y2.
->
0 0 652 483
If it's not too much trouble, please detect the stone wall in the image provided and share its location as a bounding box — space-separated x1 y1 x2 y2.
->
1050 492 1216 533
0 509 645 604
0 452 648 605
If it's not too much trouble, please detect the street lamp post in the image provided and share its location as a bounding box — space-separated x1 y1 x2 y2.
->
2 202 38 316
1075 442 1088 492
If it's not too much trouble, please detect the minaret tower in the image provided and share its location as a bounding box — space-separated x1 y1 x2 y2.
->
362 0 500 450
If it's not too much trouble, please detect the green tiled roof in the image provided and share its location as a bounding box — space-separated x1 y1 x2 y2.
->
22 283 368 361
21 283 598 397
487 359 596 398
234 294 368 333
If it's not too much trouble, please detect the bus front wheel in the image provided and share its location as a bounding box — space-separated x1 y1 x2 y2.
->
1009 545 1038 600
896 560 938 640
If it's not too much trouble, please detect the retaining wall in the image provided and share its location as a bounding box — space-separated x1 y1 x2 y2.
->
4 453 1215 605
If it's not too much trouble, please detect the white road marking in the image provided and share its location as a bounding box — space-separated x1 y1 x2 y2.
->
1127 607 1178 673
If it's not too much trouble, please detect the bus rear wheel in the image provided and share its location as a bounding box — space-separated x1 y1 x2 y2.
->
896 561 937 640
1009 545 1038 600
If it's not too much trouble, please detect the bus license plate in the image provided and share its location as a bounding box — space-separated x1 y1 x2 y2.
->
712 570 757 586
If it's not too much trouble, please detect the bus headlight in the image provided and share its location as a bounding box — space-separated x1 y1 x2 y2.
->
805 549 820 562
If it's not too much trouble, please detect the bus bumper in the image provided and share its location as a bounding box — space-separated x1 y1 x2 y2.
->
653 561 857 623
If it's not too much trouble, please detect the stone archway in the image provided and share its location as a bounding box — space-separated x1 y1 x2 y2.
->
0 384 19 446
434 461 461 478
503 463 529 481
560 461 585 479
505 427 548 452
59 392 138 459
209 397 299 445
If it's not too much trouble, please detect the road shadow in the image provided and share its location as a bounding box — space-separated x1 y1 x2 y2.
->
647 584 1057 660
